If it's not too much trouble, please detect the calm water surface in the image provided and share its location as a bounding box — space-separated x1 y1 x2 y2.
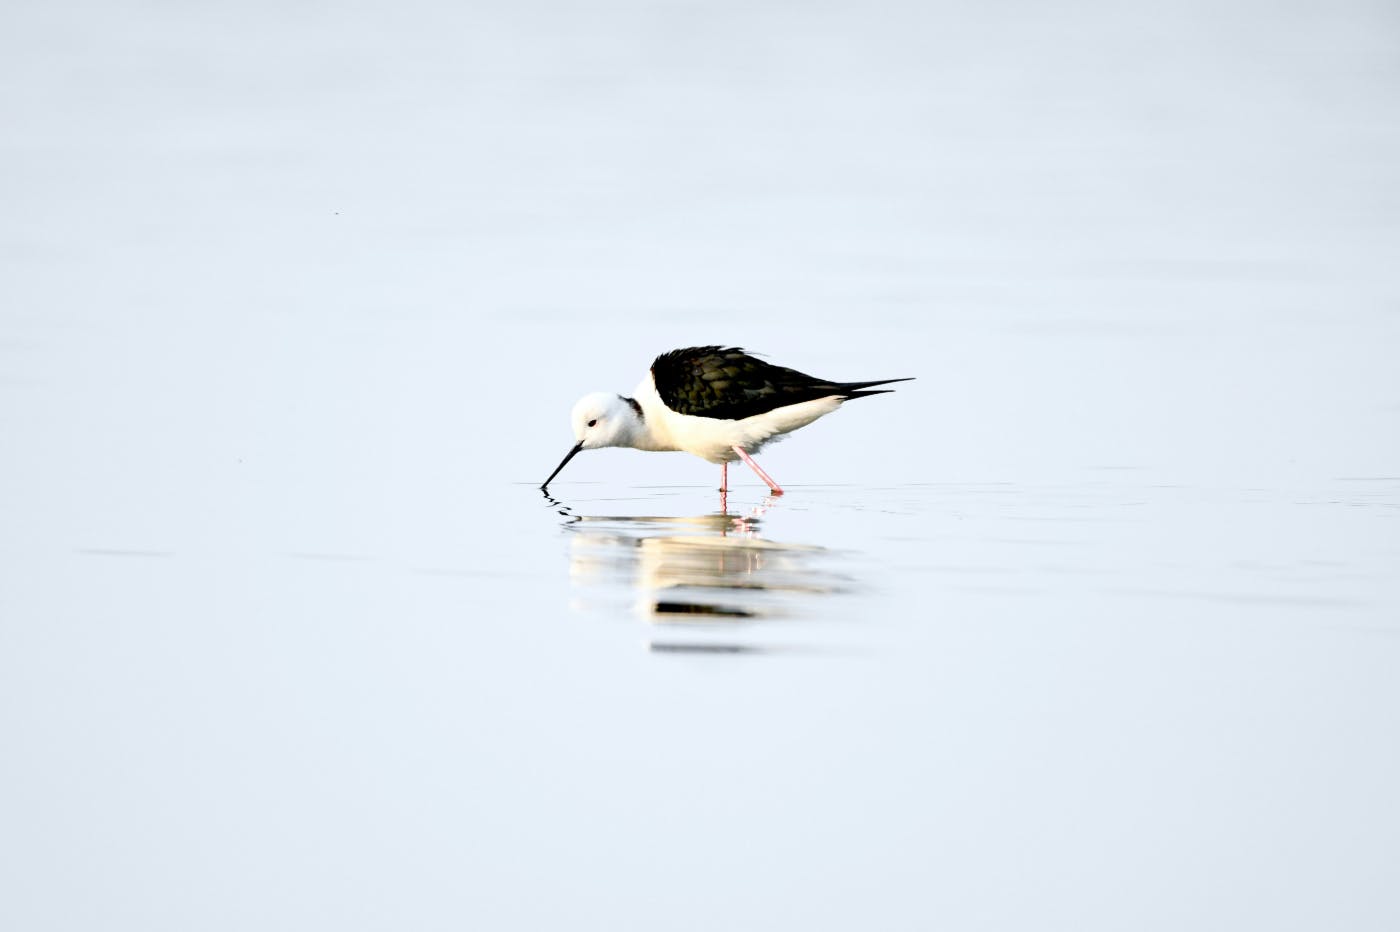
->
3 0 1399 929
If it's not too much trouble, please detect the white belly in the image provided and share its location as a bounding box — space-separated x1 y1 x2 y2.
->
632 374 844 463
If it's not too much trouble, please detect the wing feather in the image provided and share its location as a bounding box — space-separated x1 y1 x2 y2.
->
650 346 868 420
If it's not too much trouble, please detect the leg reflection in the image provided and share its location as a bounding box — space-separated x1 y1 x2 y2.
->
548 491 844 624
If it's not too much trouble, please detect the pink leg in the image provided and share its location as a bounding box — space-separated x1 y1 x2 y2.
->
732 446 784 495
719 461 728 492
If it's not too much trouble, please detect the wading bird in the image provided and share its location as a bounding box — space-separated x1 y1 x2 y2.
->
541 346 911 494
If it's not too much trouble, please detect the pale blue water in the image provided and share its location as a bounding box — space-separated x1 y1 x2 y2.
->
3 1 1398 929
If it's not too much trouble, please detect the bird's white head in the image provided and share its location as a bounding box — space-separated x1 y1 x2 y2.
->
570 392 640 451
541 392 645 489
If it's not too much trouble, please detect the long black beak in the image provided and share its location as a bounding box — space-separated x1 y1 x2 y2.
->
541 441 584 490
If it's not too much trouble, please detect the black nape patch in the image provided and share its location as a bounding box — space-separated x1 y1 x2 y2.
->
620 395 644 421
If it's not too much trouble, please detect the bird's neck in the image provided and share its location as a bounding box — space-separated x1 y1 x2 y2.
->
619 411 671 452
621 381 680 452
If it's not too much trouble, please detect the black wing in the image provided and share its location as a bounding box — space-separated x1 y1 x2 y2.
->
650 346 911 420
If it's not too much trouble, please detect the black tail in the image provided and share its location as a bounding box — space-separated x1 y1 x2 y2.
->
837 377 914 400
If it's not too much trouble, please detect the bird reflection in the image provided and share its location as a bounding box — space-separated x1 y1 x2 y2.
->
542 490 848 646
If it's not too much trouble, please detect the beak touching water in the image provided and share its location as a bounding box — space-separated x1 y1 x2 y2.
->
541 441 584 490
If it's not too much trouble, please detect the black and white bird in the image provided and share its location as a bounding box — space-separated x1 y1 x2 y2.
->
541 346 912 494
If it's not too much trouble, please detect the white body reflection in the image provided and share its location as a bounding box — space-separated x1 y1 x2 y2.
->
545 492 852 650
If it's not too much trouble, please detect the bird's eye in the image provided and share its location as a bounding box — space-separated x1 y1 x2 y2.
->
587 419 597 427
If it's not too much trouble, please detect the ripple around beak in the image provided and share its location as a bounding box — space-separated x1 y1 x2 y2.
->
541 441 585 489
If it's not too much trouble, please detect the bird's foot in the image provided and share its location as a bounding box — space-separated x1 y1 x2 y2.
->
732 445 783 495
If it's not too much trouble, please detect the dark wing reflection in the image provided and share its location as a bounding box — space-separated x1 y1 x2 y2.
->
546 493 850 624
